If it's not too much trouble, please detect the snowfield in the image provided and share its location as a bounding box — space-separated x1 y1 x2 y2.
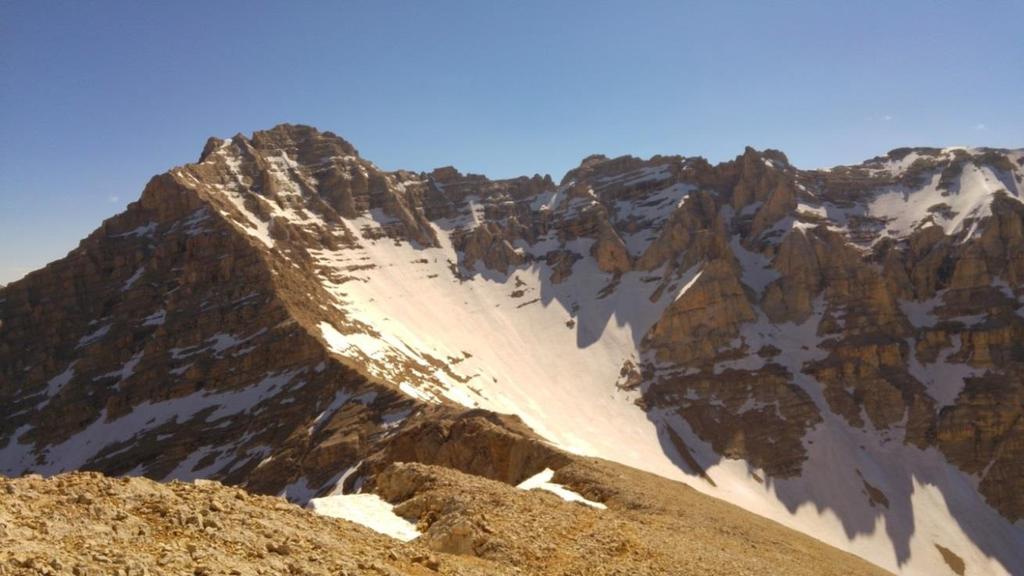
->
301 209 1024 576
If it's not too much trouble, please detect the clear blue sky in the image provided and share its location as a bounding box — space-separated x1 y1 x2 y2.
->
2 1 1022 284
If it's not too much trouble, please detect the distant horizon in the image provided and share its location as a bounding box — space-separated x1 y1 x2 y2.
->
2 1 1022 284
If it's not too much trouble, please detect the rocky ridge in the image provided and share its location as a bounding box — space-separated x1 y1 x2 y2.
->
0 464 890 576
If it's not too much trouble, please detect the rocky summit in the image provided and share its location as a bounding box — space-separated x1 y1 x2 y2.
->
1 124 1023 576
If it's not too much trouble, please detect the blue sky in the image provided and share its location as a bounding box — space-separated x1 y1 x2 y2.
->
1 1 1022 284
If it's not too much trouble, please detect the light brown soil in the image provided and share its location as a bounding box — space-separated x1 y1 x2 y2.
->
379 460 893 576
1 463 892 576
0 472 500 576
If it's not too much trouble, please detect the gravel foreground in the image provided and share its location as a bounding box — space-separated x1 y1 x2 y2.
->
0 463 891 576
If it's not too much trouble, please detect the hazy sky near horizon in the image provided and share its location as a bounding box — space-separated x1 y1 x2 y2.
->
1 1 1022 284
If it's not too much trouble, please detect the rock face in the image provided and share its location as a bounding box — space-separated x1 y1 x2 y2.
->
0 165 420 499
1 126 1023 576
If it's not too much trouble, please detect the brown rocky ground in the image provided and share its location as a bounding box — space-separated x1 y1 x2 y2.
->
1 462 889 576
0 472 499 576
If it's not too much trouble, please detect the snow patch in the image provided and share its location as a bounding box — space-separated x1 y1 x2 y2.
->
673 264 703 302
94 351 144 383
121 267 145 291
729 235 780 297
76 324 112 349
868 164 1010 241
45 363 77 396
309 494 421 541
907 335 985 407
516 468 606 509
900 296 942 328
142 308 166 326
1 368 306 476
309 390 354 435
113 222 157 239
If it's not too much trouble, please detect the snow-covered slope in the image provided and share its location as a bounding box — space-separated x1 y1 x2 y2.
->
304 211 1024 576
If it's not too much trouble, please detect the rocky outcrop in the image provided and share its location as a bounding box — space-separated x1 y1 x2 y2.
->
646 365 822 476
590 219 632 274
363 410 569 489
454 223 526 275
935 371 1024 520
370 461 888 576
0 130 423 501
644 259 756 365
725 147 799 240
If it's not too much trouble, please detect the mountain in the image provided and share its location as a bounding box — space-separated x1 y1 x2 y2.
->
1 124 1022 575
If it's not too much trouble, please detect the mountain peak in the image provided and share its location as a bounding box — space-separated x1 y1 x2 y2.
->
198 123 359 165
252 123 358 156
